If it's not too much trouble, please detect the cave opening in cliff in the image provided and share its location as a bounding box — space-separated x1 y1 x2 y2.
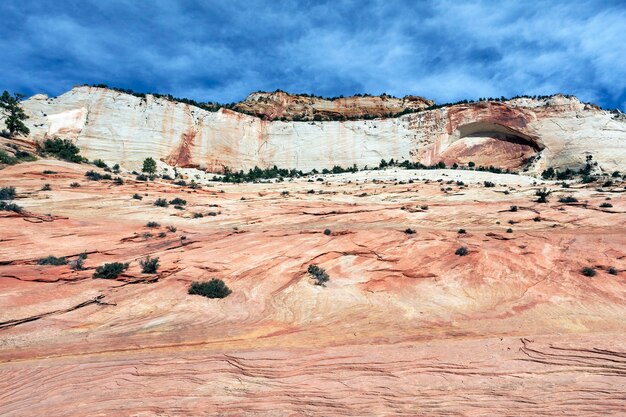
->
441 122 543 170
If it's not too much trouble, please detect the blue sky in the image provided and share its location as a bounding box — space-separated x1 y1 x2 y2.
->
2 0 625 109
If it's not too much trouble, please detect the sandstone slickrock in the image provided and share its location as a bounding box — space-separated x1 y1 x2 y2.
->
18 87 626 174
0 159 625 416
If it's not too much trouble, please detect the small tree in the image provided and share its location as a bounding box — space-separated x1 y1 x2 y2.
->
0 91 30 137
142 157 157 174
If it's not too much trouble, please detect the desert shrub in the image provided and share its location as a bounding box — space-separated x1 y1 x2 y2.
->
600 202 613 208
510 205 518 212
559 196 578 203
0 150 17 164
455 246 468 256
308 264 330 286
458 229 466 234
69 253 88 271
162 174 173 180
188 279 232 298
468 161 475 167
132 193 143 200
167 225 177 232
535 188 551 203
602 180 613 188
158 232 166 238
484 181 495 188
85 170 103 181
140 256 159 273
41 138 83 163
174 205 184 210
169 197 187 205
193 212 203 218
404 228 416 234
112 163 120 172
608 267 618 275
154 198 169 207
136 174 148 181
43 170 57 174
506 228 513 233
0 201 22 212
0 186 16 200
533 216 541 222
143 233 153 239
37 255 68 266
146 221 160 228
93 262 129 279
102 174 112 180
581 267 596 277
207 211 218 216
114 177 124 185
41 183 51 191
70 182 81 188
174 180 187 186
420 205 429 210
323 228 332 235
93 159 108 168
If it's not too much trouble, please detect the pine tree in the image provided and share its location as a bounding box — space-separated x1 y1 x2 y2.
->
0 91 30 137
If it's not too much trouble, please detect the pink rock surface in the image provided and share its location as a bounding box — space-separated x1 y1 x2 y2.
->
1 160 625 416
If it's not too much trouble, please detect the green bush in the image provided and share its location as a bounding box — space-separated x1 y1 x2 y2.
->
146 221 160 228
0 201 22 212
608 267 618 275
154 198 168 207
188 279 232 298
37 255 68 266
581 267 596 277
85 170 103 181
93 159 108 168
140 256 159 273
535 188 551 203
167 225 177 232
600 202 613 208
41 183 51 191
455 246 468 256
41 138 84 163
483 181 495 188
0 186 16 200
169 197 187 205
559 196 578 203
308 264 330 286
132 193 143 200
323 228 332 235
93 262 129 279
404 228 416 234
70 182 81 188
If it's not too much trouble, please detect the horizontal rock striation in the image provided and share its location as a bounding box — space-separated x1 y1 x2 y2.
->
18 87 626 173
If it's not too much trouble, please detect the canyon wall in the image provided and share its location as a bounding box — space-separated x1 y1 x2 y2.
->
19 86 626 173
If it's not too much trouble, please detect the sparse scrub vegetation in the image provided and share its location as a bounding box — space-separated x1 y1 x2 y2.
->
581 267 596 277
140 256 159 274
167 226 177 232
169 197 187 205
323 228 332 235
484 181 495 188
600 202 613 208
93 262 129 279
0 201 22 212
70 182 81 188
188 279 232 298
154 198 169 207
535 188 551 203
132 193 143 200
308 264 330 286
455 246 469 256
146 221 160 228
559 196 578 203
41 183 51 191
41 138 84 163
0 186 16 200
69 253 88 271
608 267 618 275
37 255 68 266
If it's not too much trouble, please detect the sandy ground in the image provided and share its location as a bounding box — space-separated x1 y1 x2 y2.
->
0 159 625 416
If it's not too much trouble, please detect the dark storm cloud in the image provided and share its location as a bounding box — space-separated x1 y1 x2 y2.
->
1 0 625 109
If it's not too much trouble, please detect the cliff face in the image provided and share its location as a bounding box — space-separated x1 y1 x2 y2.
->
233 91 434 120
20 86 626 173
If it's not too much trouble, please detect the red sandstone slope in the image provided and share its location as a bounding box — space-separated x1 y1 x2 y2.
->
0 158 625 415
